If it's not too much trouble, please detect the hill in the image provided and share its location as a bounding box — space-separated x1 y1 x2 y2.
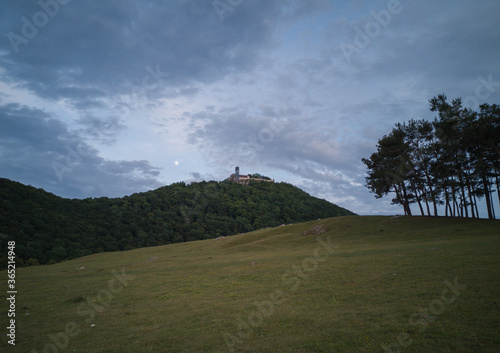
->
0 178 354 267
1 216 498 352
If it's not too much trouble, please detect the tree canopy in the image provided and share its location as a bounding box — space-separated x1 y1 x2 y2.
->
248 173 272 180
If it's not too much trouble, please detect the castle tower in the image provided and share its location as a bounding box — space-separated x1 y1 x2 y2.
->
235 166 239 181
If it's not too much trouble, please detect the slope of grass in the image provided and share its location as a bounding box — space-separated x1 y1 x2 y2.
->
1 216 499 352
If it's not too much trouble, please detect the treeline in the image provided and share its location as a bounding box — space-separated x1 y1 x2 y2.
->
363 95 500 219
248 173 271 180
0 178 354 268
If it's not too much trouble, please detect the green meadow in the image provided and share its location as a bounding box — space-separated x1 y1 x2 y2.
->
2 216 499 352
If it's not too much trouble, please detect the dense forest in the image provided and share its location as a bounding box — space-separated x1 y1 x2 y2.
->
363 95 500 219
0 178 354 268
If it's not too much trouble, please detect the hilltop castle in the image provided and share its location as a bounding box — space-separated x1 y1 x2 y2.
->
227 167 274 184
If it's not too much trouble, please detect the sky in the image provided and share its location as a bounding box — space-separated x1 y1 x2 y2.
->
1 0 499 216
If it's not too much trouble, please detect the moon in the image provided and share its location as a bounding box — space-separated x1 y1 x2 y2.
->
174 160 179 166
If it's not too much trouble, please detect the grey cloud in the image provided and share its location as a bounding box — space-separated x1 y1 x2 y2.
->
76 114 126 145
0 0 320 104
0 103 162 198
190 172 202 180
327 0 500 89
186 105 366 183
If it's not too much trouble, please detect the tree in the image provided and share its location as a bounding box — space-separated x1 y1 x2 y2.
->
398 119 439 216
469 103 500 219
363 126 414 215
431 95 480 218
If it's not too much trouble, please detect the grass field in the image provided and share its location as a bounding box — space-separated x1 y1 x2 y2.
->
1 216 499 352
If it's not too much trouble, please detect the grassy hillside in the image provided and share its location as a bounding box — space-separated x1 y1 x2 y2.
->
1 216 499 352
0 178 354 267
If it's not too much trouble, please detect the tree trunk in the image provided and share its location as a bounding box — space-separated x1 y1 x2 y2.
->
444 185 453 217
422 190 431 216
410 170 425 216
444 192 449 217
414 187 425 216
415 148 436 216
451 184 458 217
401 182 412 216
489 179 496 219
483 174 494 220
460 181 468 218
422 169 438 216
473 194 480 219
497 176 500 209
393 184 405 215
465 172 476 219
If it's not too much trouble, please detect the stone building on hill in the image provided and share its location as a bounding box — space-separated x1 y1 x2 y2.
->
227 167 274 184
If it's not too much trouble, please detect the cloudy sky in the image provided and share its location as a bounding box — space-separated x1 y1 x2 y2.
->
1 0 499 216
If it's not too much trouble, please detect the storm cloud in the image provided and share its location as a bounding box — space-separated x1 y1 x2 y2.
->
1 0 499 214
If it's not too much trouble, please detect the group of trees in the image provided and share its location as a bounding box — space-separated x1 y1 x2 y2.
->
363 95 500 219
248 173 272 180
0 178 354 268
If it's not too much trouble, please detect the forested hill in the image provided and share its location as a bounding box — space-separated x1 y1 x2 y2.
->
0 178 354 267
